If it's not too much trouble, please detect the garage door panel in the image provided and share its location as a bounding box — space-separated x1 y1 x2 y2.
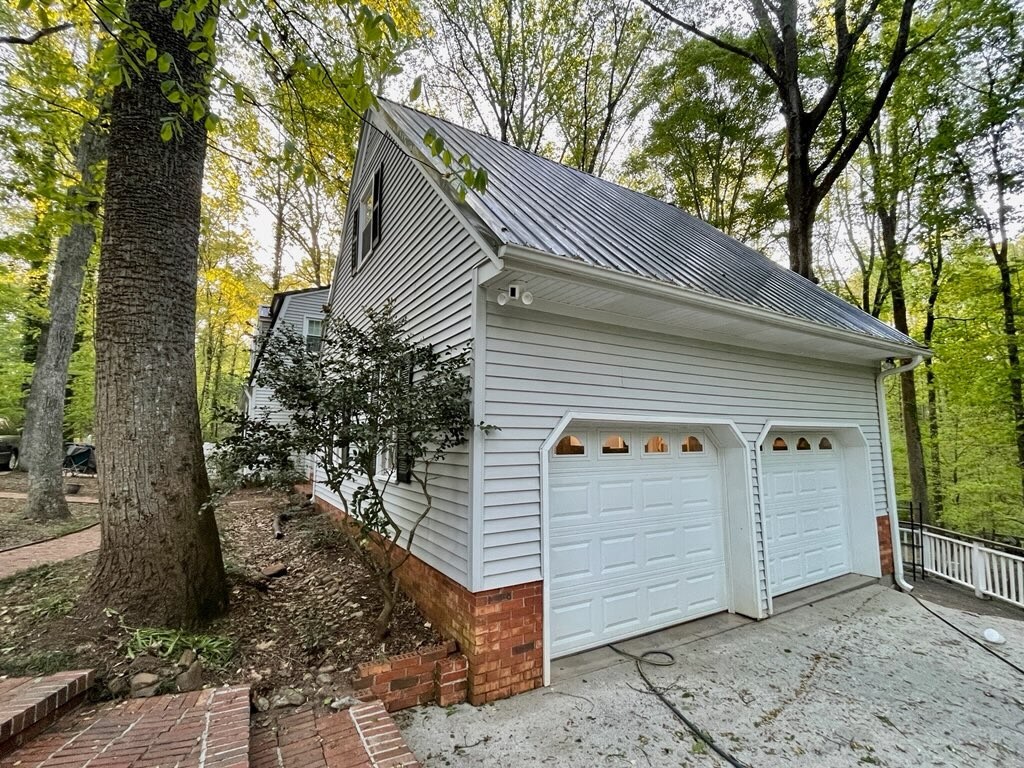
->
598 480 635 518
600 534 640 576
764 436 851 596
639 477 675 512
549 541 591 582
549 428 728 657
549 565 727 657
550 483 590 523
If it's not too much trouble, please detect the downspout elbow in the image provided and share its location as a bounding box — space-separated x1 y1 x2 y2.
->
876 355 925 593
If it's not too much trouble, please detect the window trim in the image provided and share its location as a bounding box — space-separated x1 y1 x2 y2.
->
304 316 323 353
352 163 384 274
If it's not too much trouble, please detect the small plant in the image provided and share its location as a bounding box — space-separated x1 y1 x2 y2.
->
120 624 234 668
31 593 75 618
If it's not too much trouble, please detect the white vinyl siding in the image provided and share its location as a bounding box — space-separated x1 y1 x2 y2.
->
248 289 330 476
314 127 484 588
481 307 885 606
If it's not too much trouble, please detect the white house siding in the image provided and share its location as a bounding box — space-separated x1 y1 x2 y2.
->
481 305 885 607
313 128 486 588
249 289 329 476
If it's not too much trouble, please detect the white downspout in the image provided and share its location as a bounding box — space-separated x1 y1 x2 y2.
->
876 355 925 592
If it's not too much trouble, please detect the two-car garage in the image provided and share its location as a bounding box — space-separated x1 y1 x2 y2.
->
544 420 876 660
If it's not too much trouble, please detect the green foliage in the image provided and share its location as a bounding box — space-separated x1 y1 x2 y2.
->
625 35 786 249
219 302 474 636
122 625 235 667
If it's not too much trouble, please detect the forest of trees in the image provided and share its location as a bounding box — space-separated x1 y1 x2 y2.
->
0 0 1022 620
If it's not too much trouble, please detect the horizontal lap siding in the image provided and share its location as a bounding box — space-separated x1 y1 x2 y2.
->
314 134 481 588
481 308 885 601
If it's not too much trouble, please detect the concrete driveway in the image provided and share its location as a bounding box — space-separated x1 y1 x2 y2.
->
398 583 1024 767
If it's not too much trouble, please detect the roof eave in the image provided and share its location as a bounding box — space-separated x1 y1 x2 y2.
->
494 243 932 361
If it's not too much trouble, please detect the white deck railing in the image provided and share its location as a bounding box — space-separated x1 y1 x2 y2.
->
899 526 1024 610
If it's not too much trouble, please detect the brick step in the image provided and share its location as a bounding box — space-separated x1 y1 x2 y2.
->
0 685 251 768
0 670 95 758
251 701 420 768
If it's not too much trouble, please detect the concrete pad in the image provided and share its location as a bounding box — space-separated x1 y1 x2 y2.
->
398 585 1024 767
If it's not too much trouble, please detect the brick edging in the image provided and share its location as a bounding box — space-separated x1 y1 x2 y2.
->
353 641 469 712
349 700 421 767
0 670 95 758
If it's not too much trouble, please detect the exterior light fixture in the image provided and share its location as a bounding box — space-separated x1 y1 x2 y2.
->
498 282 533 307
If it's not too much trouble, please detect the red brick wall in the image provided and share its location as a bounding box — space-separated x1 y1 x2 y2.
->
352 641 468 711
877 515 894 576
315 495 544 705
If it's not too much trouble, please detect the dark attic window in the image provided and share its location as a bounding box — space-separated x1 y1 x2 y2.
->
350 163 384 273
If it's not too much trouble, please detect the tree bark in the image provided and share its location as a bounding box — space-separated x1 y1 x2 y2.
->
88 0 228 627
23 120 105 520
878 204 929 522
923 231 943 519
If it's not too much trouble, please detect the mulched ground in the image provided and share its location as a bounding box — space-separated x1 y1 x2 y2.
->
0 471 100 549
0 485 443 709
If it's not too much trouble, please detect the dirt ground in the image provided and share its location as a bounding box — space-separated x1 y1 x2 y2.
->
0 471 99 550
0 485 442 707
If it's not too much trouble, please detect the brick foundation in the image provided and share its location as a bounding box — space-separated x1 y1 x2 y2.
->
352 641 468 712
315 495 544 705
877 515 894 576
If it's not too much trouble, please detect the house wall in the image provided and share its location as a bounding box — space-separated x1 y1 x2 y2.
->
313 123 487 588
480 303 887 609
248 289 329 477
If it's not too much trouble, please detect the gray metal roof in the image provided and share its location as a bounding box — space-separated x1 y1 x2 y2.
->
379 100 924 350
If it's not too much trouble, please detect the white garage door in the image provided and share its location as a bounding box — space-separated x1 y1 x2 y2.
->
548 427 727 658
762 433 850 596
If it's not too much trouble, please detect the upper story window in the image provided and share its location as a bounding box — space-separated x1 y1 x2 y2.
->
350 163 384 273
305 318 323 353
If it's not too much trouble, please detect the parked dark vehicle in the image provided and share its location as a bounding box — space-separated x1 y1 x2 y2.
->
0 436 18 470
63 443 97 474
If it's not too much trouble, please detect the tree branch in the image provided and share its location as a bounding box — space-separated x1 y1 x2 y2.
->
637 0 783 88
0 22 73 46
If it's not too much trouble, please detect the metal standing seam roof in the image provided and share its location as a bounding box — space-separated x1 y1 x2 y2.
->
378 100 924 350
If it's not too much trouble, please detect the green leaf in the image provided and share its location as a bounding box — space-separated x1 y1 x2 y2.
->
16 0 32 11
157 52 173 73
409 76 422 102
145 47 157 63
160 122 173 142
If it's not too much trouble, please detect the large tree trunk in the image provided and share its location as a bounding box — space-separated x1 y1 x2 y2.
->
88 0 228 627
24 120 105 520
783 117 818 282
879 205 929 522
923 231 943 519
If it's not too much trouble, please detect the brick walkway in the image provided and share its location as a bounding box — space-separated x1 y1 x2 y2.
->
0 685 251 768
250 701 420 768
0 526 100 579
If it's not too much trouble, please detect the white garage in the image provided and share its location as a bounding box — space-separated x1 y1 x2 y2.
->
545 423 755 658
761 432 851 595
